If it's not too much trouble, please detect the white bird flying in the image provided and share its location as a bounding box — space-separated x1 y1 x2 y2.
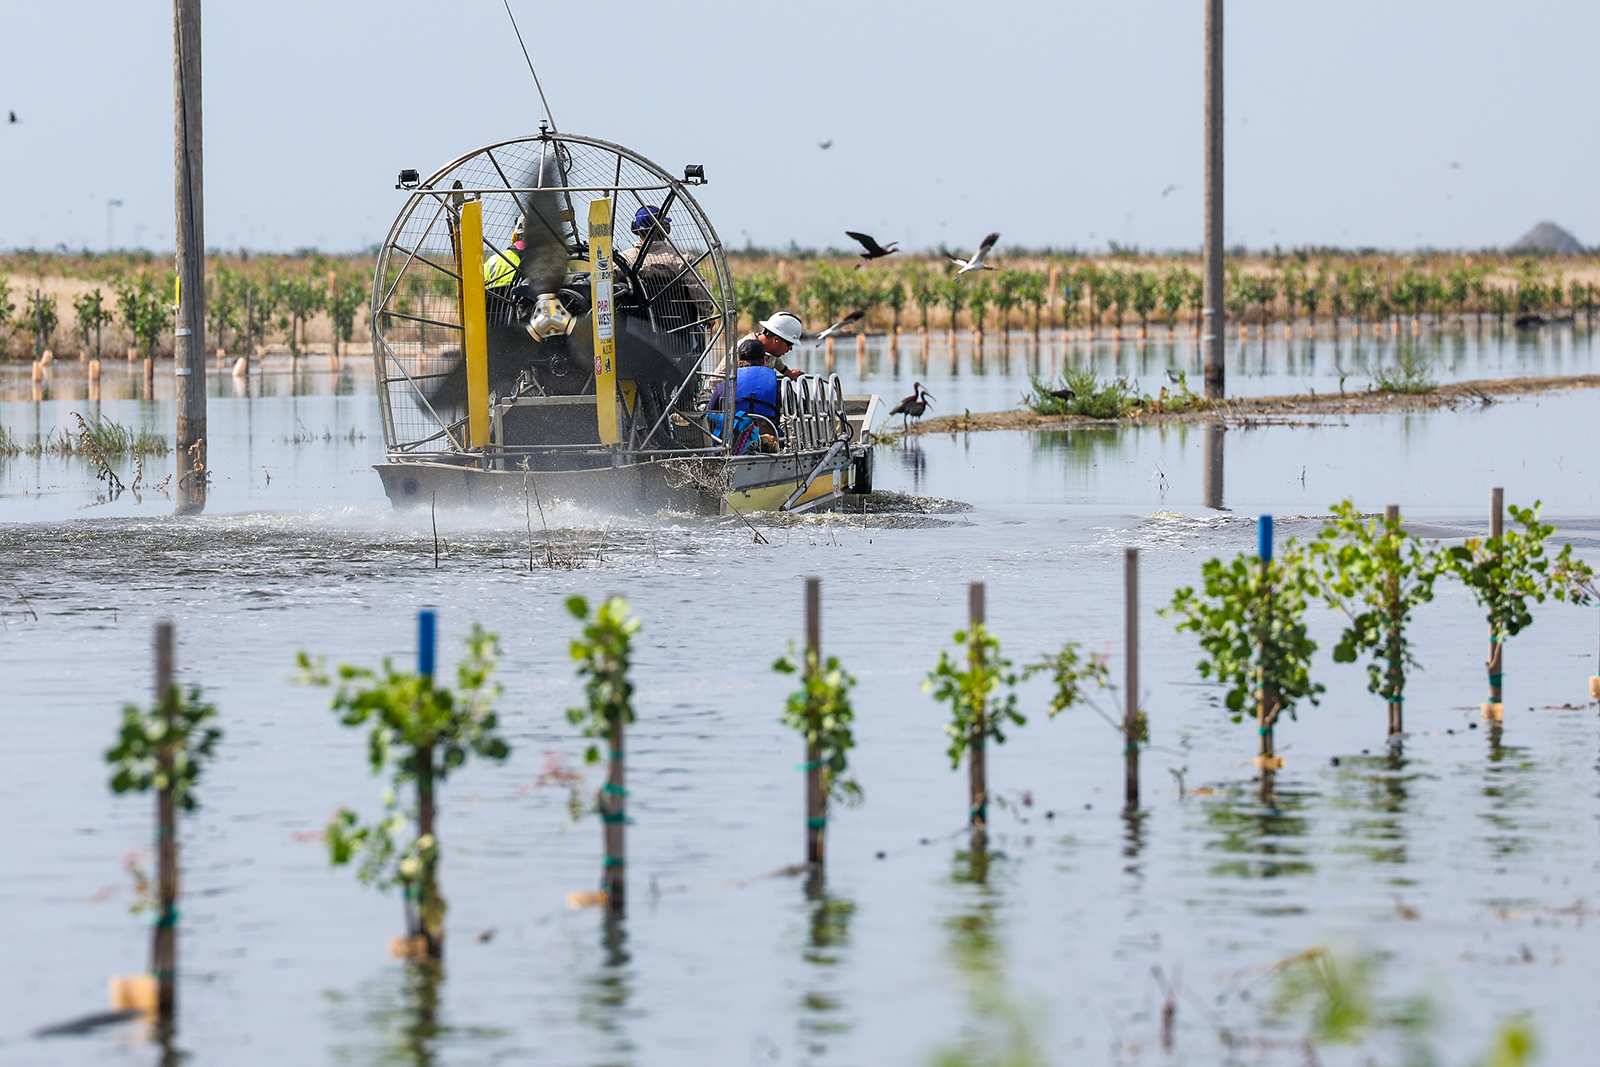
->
949 232 1000 276
814 309 865 341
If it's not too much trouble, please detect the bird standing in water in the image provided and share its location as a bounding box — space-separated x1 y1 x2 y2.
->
890 382 934 430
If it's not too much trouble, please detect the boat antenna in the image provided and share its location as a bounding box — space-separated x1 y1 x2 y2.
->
502 0 558 132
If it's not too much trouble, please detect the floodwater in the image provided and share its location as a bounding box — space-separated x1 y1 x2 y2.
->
5 329 1600 1066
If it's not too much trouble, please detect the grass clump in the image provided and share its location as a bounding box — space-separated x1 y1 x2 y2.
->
1373 348 1435 394
77 416 170 458
1025 367 1138 419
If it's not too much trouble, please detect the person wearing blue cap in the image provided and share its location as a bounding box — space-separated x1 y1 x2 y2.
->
618 205 678 272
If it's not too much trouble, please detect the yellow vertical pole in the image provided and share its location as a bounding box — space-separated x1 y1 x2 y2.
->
457 197 491 449
588 198 620 446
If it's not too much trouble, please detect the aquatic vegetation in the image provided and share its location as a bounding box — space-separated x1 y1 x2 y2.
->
1024 368 1137 419
774 648 862 806
1273 947 1537 1066
1373 347 1436 393
1309 501 1444 717
297 622 510 958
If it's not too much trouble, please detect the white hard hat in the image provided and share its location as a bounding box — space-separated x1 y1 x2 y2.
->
758 310 804 345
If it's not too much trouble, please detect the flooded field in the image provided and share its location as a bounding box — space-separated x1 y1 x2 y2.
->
5 328 1600 1066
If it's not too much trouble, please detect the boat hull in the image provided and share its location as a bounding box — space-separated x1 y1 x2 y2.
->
375 446 860 516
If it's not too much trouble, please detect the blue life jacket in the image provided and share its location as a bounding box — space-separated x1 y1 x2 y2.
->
734 365 779 422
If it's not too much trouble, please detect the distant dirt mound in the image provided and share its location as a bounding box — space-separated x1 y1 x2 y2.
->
1509 221 1584 254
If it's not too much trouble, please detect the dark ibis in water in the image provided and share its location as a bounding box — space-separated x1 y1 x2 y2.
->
890 382 934 430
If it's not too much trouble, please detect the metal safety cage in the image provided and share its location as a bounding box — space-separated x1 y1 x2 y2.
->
369 130 736 458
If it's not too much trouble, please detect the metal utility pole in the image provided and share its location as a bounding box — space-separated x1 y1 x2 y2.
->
174 0 207 514
1202 0 1225 399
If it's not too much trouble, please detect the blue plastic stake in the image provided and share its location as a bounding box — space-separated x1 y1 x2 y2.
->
1257 514 1274 563
418 609 437 680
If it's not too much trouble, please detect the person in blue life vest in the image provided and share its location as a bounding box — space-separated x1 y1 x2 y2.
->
705 336 783 452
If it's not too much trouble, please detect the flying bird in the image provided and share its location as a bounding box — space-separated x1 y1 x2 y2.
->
814 309 865 341
844 231 898 261
889 382 934 430
949 232 1000 276
1160 184 1178 198
7 110 16 125
818 139 833 150
1448 161 1462 170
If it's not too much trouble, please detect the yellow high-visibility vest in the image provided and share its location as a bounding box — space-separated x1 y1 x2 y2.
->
483 247 521 289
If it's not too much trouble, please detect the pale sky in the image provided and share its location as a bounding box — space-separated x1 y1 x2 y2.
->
2 0 1597 254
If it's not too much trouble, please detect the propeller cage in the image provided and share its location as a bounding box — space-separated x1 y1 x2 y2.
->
370 131 736 459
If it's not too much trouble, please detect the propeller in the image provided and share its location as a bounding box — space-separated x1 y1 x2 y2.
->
416 145 708 420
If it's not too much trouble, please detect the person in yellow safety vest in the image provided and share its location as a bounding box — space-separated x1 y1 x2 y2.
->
483 214 525 290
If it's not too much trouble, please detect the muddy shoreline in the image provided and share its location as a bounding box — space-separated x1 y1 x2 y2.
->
894 372 1600 436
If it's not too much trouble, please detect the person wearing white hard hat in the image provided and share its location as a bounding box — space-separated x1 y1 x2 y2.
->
745 310 804 381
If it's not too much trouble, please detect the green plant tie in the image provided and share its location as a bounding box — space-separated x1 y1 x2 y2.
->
153 968 176 979
807 817 826 830
1489 672 1504 686
601 811 627 824
1489 634 1502 644
601 783 627 796
603 856 625 868
152 906 179 929
609 750 624 761
797 760 822 771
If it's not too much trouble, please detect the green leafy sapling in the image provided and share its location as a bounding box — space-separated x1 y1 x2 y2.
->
106 684 222 813
1022 643 1129 741
1165 542 1324 735
1309 501 1444 715
297 624 510 957
774 648 863 807
565 595 640 763
926 623 1023 769
1444 501 1595 705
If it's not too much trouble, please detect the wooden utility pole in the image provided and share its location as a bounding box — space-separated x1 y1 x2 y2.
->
1385 504 1404 736
1486 488 1505 720
174 0 207 514
152 622 178 1023
804 578 825 867
1124 549 1140 810
1202 0 1225 399
967 582 988 833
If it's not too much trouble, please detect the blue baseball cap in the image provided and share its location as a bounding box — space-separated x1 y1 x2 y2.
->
632 205 672 236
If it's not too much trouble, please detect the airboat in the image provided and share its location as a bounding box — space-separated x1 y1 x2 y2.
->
369 126 882 515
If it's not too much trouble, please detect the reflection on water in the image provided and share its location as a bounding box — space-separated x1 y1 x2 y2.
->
1199 783 1317 892
324 962 509 1067
1480 736 1538 864
1329 748 1420 878
797 870 857 1060
579 911 636 1062
1203 422 1225 511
